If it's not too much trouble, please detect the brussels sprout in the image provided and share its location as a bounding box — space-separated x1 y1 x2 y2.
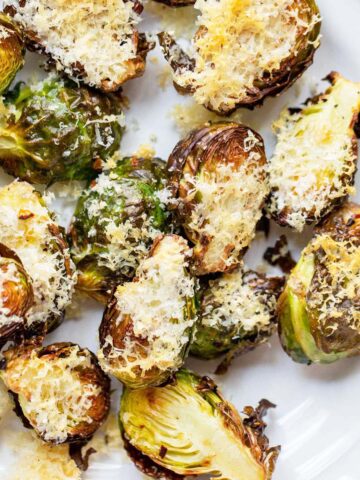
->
0 12 25 95
268 72 360 231
158 0 321 114
0 181 77 336
98 235 198 388
0 342 110 444
278 202 360 364
167 123 268 276
0 75 124 184
191 265 284 372
69 155 171 303
4 0 154 92
0 243 33 345
120 368 280 479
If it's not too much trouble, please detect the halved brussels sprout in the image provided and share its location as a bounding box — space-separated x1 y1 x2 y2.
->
278 202 360 364
69 155 171 303
98 235 198 388
0 342 110 444
191 264 284 373
0 75 124 184
0 181 76 336
0 243 33 345
268 72 360 231
167 123 268 276
0 12 25 95
4 0 154 91
158 0 321 114
120 368 280 479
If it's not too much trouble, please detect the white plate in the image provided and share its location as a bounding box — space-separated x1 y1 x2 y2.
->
0 0 360 478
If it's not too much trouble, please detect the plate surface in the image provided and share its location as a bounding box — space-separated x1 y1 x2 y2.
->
0 0 360 479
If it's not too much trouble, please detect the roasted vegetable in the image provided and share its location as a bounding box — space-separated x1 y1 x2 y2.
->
168 123 268 276
0 181 76 336
4 0 154 91
158 0 321 114
98 235 198 388
191 265 284 373
69 155 171 303
268 72 360 231
0 342 110 444
0 243 33 345
120 368 280 479
0 12 25 95
278 202 360 364
0 75 124 184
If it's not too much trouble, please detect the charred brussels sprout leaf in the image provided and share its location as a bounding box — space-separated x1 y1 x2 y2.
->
278 203 360 364
0 342 110 444
4 0 154 92
191 265 284 373
168 122 268 276
158 0 321 114
69 156 171 303
120 369 280 479
98 235 198 388
0 243 33 345
0 13 25 95
268 72 360 231
0 75 124 184
0 181 76 336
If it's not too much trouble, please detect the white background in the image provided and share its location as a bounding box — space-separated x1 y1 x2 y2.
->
0 0 360 479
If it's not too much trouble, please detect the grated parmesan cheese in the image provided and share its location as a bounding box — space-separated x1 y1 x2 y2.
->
0 181 76 328
0 380 11 424
268 74 360 231
202 266 274 333
1 345 101 443
0 260 24 329
170 0 321 112
98 235 197 382
6 431 81 480
186 156 268 273
5 0 144 90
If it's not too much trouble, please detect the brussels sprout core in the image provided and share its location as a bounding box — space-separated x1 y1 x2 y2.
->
278 203 360 364
120 369 279 479
98 235 198 388
0 343 110 444
0 244 33 344
0 75 124 184
268 72 360 231
168 123 268 275
0 13 25 95
191 265 284 372
69 155 170 303
159 0 321 114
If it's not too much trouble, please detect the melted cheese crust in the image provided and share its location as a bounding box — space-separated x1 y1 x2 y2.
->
174 0 320 112
98 235 196 381
268 75 360 231
0 181 76 327
6 0 141 89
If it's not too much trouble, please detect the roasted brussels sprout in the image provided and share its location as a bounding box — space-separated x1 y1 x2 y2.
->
98 235 198 388
0 75 124 184
4 0 154 91
278 202 360 364
0 243 33 345
120 368 280 479
0 342 110 444
168 123 268 276
69 155 171 303
268 72 360 231
191 265 284 372
0 181 76 336
158 0 321 114
0 12 25 95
